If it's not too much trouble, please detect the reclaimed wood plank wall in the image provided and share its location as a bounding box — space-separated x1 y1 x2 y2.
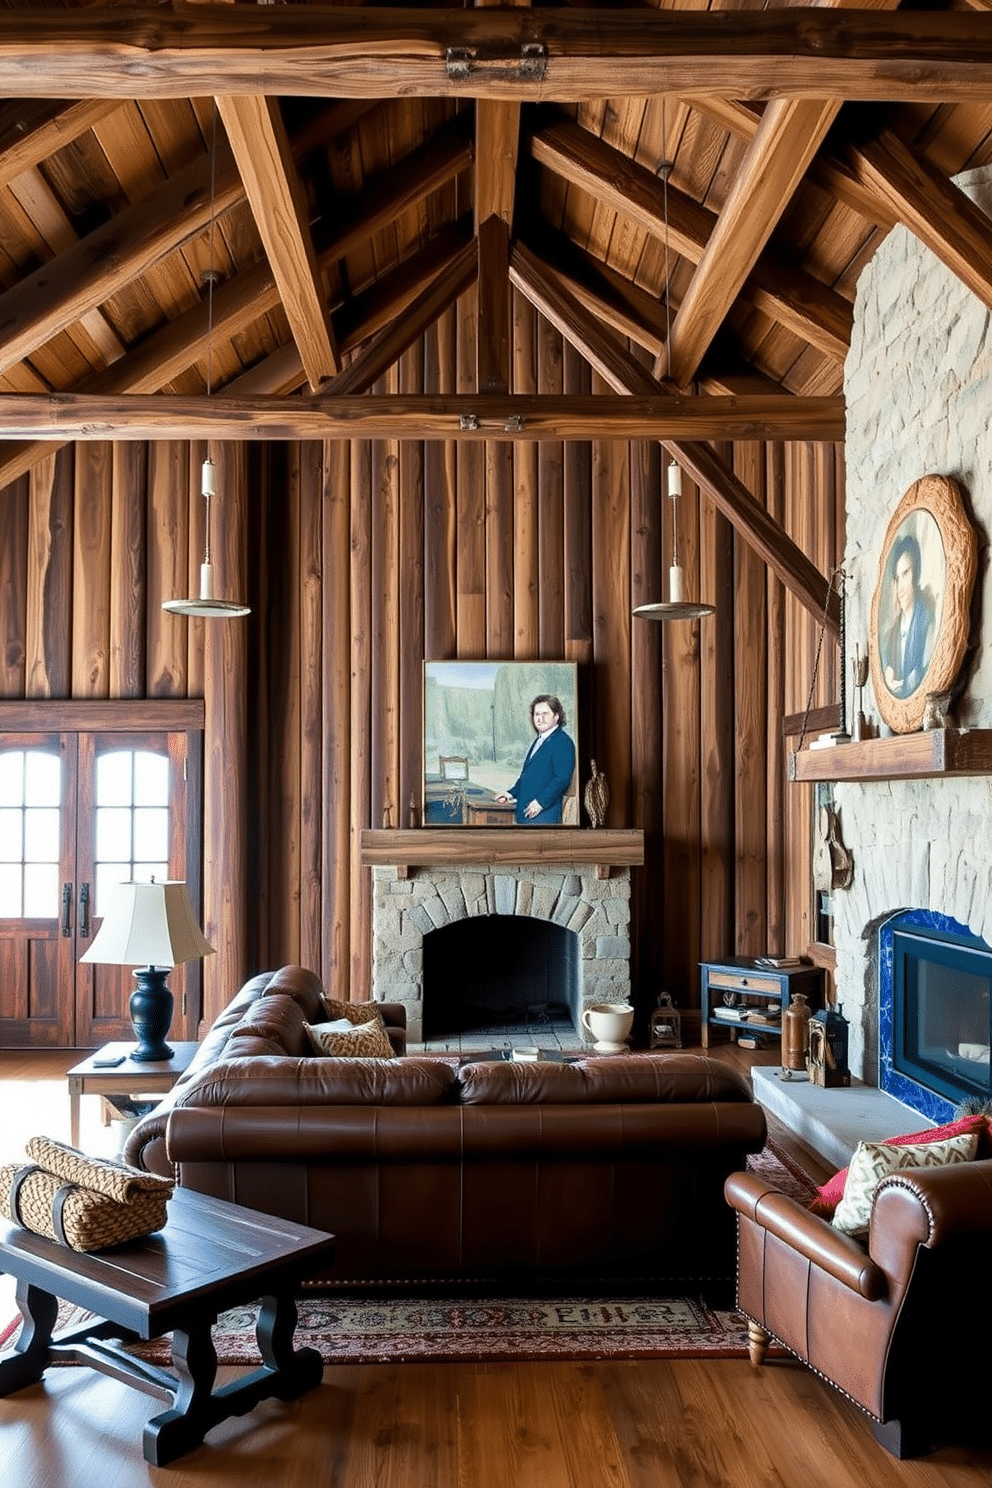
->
0 301 842 1032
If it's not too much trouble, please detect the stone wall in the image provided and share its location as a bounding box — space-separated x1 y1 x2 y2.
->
371 864 632 1043
836 164 992 1085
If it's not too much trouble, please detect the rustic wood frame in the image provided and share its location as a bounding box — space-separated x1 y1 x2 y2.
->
869 474 977 735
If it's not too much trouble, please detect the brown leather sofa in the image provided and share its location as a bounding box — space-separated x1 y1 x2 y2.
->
126 965 767 1284
726 1160 992 1457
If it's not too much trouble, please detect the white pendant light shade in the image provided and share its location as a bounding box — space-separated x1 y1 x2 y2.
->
633 460 715 622
162 458 251 617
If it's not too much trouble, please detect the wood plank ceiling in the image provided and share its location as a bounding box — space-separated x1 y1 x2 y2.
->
2 1 992 625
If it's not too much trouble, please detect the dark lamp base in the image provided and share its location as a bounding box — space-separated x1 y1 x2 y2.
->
129 966 175 1063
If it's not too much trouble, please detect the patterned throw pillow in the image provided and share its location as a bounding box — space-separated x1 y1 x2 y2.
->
831 1133 979 1237
320 994 386 1027
809 1112 990 1217
304 1018 395 1059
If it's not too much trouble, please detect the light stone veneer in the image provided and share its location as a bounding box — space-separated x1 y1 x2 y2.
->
836 163 992 1087
370 864 632 1043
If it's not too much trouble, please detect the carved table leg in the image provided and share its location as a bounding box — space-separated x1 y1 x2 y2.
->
0 1281 58 1395
747 1318 771 1366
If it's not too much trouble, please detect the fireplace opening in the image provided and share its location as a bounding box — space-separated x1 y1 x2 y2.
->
422 915 579 1041
894 919 992 1107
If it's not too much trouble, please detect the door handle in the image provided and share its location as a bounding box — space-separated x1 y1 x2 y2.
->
79 882 90 939
61 883 72 937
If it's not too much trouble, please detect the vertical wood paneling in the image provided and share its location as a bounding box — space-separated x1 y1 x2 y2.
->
538 315 565 659
699 476 735 974
272 443 302 963
71 442 113 698
371 369 401 831
109 443 147 699
399 347 425 826
349 439 373 1000
456 285 485 653
0 475 28 698
563 343 592 659
423 312 457 661
590 394 631 825
186 442 207 700
26 450 73 700
202 440 248 1027
661 459 704 1006
147 442 189 697
512 289 539 657
323 439 353 994
299 442 323 974
765 442 787 952
485 439 514 658
629 436 663 992
733 442 768 958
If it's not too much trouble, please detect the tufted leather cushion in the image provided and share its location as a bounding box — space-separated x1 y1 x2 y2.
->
456 1053 754 1105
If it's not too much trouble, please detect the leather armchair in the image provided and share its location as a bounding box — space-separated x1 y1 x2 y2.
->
725 1159 992 1458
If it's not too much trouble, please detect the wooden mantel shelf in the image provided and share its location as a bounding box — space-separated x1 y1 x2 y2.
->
361 827 644 878
788 729 992 783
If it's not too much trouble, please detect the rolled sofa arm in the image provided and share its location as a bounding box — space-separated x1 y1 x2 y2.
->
123 1108 173 1177
725 1170 886 1299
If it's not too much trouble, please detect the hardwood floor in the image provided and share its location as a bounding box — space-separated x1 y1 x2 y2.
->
2 1048 991 1486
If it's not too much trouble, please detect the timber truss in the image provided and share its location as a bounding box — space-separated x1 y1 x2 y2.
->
3 4 992 626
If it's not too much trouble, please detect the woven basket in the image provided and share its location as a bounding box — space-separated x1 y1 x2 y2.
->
0 1136 173 1252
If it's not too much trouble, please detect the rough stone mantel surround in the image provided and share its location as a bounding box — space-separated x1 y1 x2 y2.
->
834 163 992 1093
361 829 644 1043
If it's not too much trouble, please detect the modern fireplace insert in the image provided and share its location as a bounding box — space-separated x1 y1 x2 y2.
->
881 910 992 1120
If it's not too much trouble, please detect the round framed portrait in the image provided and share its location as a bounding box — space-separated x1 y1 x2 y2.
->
868 475 977 734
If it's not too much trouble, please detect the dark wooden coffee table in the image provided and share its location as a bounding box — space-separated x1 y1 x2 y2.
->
0 1187 335 1465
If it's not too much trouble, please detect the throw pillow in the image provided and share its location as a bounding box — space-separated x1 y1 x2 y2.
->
304 1018 395 1059
830 1132 979 1237
809 1111 990 1217
319 994 386 1028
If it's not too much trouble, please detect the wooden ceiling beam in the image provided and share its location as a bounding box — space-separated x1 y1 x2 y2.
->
519 229 670 357
217 94 339 387
0 99 121 190
0 391 845 443
532 119 852 361
5 9 992 103
325 239 479 397
0 145 243 379
666 0 899 384
508 242 840 632
847 127 992 311
666 97 842 386
476 216 510 394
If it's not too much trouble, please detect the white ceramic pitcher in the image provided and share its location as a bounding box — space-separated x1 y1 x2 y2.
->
581 1002 634 1053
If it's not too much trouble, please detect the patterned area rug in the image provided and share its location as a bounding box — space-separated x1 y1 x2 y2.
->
1 1146 817 1367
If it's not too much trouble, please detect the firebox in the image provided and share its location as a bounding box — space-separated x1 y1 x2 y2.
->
881 910 992 1121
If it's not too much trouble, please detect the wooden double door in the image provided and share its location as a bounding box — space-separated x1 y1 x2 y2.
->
0 724 202 1049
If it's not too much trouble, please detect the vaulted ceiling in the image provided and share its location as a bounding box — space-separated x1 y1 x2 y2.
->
2 2 992 621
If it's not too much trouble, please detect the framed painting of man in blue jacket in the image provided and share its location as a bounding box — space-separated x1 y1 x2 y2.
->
423 662 578 826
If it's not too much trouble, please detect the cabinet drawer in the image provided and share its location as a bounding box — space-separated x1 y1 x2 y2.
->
706 969 780 996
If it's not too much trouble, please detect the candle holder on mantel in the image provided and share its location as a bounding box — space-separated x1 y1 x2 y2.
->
852 644 870 741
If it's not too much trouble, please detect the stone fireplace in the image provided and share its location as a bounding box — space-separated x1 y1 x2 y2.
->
828 162 992 1112
361 828 642 1043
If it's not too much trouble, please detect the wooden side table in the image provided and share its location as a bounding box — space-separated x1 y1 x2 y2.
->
0 1187 335 1466
66 1042 199 1148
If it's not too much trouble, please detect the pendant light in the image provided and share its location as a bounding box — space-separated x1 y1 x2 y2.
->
162 105 250 620
633 458 715 621
633 113 714 624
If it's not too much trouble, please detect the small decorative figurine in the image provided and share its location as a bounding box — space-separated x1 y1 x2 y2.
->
584 759 609 828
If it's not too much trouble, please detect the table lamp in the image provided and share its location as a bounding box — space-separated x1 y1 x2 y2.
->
80 881 214 1062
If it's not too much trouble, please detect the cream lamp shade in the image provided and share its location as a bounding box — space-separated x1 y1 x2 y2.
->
80 881 213 1062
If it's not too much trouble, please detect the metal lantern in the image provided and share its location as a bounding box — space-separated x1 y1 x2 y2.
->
808 1003 851 1088
649 991 683 1049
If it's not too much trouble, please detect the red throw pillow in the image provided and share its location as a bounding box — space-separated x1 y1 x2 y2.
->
809 1111 991 1218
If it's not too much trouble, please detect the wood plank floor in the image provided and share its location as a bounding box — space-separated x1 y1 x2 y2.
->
2 1048 991 1486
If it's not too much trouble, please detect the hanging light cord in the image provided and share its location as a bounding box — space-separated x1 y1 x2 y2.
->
796 566 846 754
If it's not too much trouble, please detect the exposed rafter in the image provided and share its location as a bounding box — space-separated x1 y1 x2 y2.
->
508 243 841 632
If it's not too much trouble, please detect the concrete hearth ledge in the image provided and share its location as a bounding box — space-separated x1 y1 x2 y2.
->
753 1067 930 1172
